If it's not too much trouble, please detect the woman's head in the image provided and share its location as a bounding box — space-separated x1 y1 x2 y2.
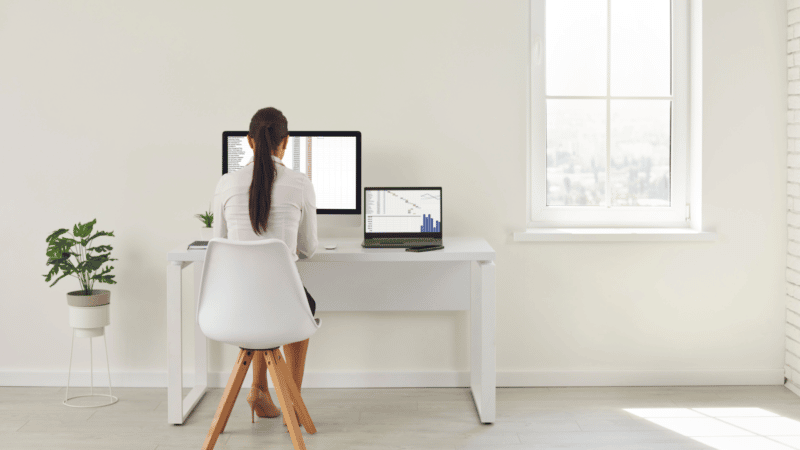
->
248 107 289 157
248 107 289 235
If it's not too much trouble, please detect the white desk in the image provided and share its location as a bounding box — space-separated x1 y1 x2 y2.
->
166 236 496 424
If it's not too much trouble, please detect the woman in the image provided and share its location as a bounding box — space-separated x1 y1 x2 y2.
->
212 107 318 419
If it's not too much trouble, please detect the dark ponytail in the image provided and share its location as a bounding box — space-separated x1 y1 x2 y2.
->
248 107 288 235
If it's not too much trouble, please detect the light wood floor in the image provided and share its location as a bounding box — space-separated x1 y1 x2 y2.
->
2 386 800 449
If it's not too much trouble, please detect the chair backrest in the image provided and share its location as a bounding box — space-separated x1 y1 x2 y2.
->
197 238 319 350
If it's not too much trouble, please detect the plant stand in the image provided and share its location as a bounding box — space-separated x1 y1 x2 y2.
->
63 326 118 408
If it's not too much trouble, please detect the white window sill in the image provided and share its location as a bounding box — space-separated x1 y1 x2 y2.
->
513 228 718 242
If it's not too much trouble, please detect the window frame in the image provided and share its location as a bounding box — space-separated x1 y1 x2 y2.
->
529 0 690 228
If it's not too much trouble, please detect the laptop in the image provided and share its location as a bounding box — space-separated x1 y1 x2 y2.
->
362 187 443 248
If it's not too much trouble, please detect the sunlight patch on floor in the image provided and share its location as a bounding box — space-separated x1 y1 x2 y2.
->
625 408 800 450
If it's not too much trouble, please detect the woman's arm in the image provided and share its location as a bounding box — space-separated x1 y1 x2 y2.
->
212 177 228 239
296 177 318 259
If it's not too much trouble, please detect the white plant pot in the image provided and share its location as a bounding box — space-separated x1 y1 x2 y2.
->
67 290 110 338
200 227 213 240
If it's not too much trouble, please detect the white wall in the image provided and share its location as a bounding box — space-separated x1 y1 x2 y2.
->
0 0 788 387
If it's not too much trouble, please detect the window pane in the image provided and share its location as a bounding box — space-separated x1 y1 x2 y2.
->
610 0 671 96
547 99 606 206
546 0 607 96
609 100 671 206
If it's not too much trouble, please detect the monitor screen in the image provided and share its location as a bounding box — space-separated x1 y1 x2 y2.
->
223 131 361 214
364 188 442 234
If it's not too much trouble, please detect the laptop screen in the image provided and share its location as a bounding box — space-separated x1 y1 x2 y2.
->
364 188 442 234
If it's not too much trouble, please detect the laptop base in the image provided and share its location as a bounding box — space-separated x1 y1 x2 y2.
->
361 239 443 249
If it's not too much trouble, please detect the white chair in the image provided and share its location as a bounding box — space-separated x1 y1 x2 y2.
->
197 238 321 450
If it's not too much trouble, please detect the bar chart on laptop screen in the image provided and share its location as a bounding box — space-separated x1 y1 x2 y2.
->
365 190 441 233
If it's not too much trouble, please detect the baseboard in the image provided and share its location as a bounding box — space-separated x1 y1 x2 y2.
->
786 380 800 397
0 369 784 388
500 369 785 387
0 370 470 388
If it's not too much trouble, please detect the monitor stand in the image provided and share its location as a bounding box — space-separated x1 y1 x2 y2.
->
316 214 360 229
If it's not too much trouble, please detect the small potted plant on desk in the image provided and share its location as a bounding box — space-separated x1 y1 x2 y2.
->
44 219 116 337
196 210 213 240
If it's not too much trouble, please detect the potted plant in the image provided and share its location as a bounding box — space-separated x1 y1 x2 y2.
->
44 219 116 338
196 210 214 240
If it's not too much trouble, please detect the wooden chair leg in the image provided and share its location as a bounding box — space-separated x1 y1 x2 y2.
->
219 354 248 434
266 349 306 450
203 349 253 450
274 349 316 434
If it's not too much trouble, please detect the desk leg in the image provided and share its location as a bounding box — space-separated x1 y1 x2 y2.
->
193 261 209 389
470 260 496 424
167 260 209 425
167 261 186 425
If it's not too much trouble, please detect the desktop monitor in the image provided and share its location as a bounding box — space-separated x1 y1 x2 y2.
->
222 131 361 219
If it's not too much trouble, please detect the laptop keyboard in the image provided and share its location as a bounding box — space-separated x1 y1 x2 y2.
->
363 238 442 248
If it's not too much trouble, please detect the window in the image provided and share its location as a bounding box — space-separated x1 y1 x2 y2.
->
529 0 689 227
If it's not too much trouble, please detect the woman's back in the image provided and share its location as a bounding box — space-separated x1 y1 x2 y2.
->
212 156 318 261
209 106 318 422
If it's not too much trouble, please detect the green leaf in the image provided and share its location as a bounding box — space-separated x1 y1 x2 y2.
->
43 268 56 282
49 258 71 270
82 259 104 272
47 237 72 250
43 264 59 280
85 230 113 244
83 219 96 236
73 219 96 238
45 228 69 243
87 245 111 253
195 211 214 227
48 272 70 287
95 265 114 276
92 274 116 284
46 252 72 266
51 237 77 250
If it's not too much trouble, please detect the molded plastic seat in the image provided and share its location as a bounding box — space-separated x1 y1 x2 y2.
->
197 238 320 350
